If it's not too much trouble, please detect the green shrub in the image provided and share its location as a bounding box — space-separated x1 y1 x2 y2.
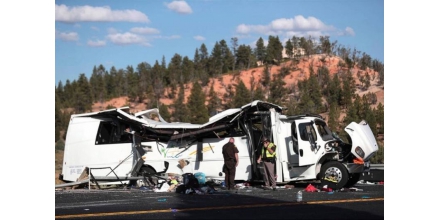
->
55 139 65 151
370 142 384 164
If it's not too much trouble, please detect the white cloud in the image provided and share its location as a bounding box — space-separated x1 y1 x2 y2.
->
165 35 181 39
154 35 181 39
107 28 119 34
91 26 100 31
165 1 193 14
304 31 325 39
236 15 339 38
87 40 106 47
194 35 205 41
55 4 150 23
232 34 252 40
57 31 79 41
344 27 355 36
236 24 251 34
106 32 150 46
130 27 160 34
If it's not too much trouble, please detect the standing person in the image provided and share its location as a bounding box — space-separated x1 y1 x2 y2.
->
222 137 239 190
257 137 277 191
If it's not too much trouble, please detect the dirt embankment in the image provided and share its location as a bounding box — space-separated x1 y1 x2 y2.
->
91 54 383 114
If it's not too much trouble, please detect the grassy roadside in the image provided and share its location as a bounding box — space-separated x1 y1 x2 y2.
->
55 150 64 185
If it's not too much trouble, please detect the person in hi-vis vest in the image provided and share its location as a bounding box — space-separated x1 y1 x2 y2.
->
257 137 277 191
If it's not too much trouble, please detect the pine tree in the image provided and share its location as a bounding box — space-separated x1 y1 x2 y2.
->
319 36 332 55
230 37 238 71
219 39 234 74
375 102 384 135
267 74 287 105
187 82 209 124
167 53 183 84
74 74 93 113
108 66 119 98
126 65 139 102
207 83 221 115
152 60 165 101
255 37 266 64
262 65 271 88
55 92 62 142
285 39 293 59
63 79 73 107
266 35 283 65
253 85 265 101
236 45 252 70
327 73 342 106
352 95 363 120
306 66 324 113
56 81 64 107
146 85 157 108
340 71 356 108
328 103 340 132
137 62 152 103
232 79 251 107
89 65 106 103
209 42 223 77
158 103 171 122
285 97 299 116
172 83 189 122
182 56 194 83
222 84 235 109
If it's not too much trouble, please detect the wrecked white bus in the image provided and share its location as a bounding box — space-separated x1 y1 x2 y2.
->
59 100 378 189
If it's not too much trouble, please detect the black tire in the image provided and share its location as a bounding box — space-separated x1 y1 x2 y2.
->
344 173 361 188
136 166 157 187
139 166 156 176
320 161 348 189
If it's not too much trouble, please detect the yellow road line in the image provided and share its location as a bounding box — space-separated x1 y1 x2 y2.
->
55 197 384 219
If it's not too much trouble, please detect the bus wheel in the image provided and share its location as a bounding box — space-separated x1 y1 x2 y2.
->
139 166 156 176
137 166 157 186
320 161 348 189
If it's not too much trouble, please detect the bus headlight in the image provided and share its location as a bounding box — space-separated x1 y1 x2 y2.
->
355 146 365 158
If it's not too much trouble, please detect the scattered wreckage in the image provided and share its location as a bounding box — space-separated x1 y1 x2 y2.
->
56 100 379 190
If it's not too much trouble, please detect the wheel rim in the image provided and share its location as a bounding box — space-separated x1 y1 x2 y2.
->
324 167 343 183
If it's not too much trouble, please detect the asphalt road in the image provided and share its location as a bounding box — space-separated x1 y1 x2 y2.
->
55 182 384 219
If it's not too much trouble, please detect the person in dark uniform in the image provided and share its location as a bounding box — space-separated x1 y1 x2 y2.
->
222 137 239 190
257 137 277 191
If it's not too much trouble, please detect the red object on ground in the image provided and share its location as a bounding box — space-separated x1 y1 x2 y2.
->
321 187 333 192
305 184 318 192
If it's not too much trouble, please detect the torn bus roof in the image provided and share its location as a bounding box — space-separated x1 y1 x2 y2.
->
69 100 284 139
72 100 281 130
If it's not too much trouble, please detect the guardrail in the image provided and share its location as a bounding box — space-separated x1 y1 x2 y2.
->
370 164 384 170
360 164 384 182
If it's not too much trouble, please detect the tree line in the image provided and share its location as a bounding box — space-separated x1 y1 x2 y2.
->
55 35 384 162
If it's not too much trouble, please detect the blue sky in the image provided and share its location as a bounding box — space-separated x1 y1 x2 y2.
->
55 0 384 86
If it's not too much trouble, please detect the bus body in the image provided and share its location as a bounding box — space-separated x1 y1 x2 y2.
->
60 101 378 189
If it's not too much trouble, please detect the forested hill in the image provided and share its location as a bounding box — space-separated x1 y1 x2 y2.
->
55 36 384 151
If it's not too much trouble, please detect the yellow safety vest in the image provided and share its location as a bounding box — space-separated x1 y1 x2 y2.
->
262 143 276 158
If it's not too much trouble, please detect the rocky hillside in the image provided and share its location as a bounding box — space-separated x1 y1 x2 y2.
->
91 54 384 115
